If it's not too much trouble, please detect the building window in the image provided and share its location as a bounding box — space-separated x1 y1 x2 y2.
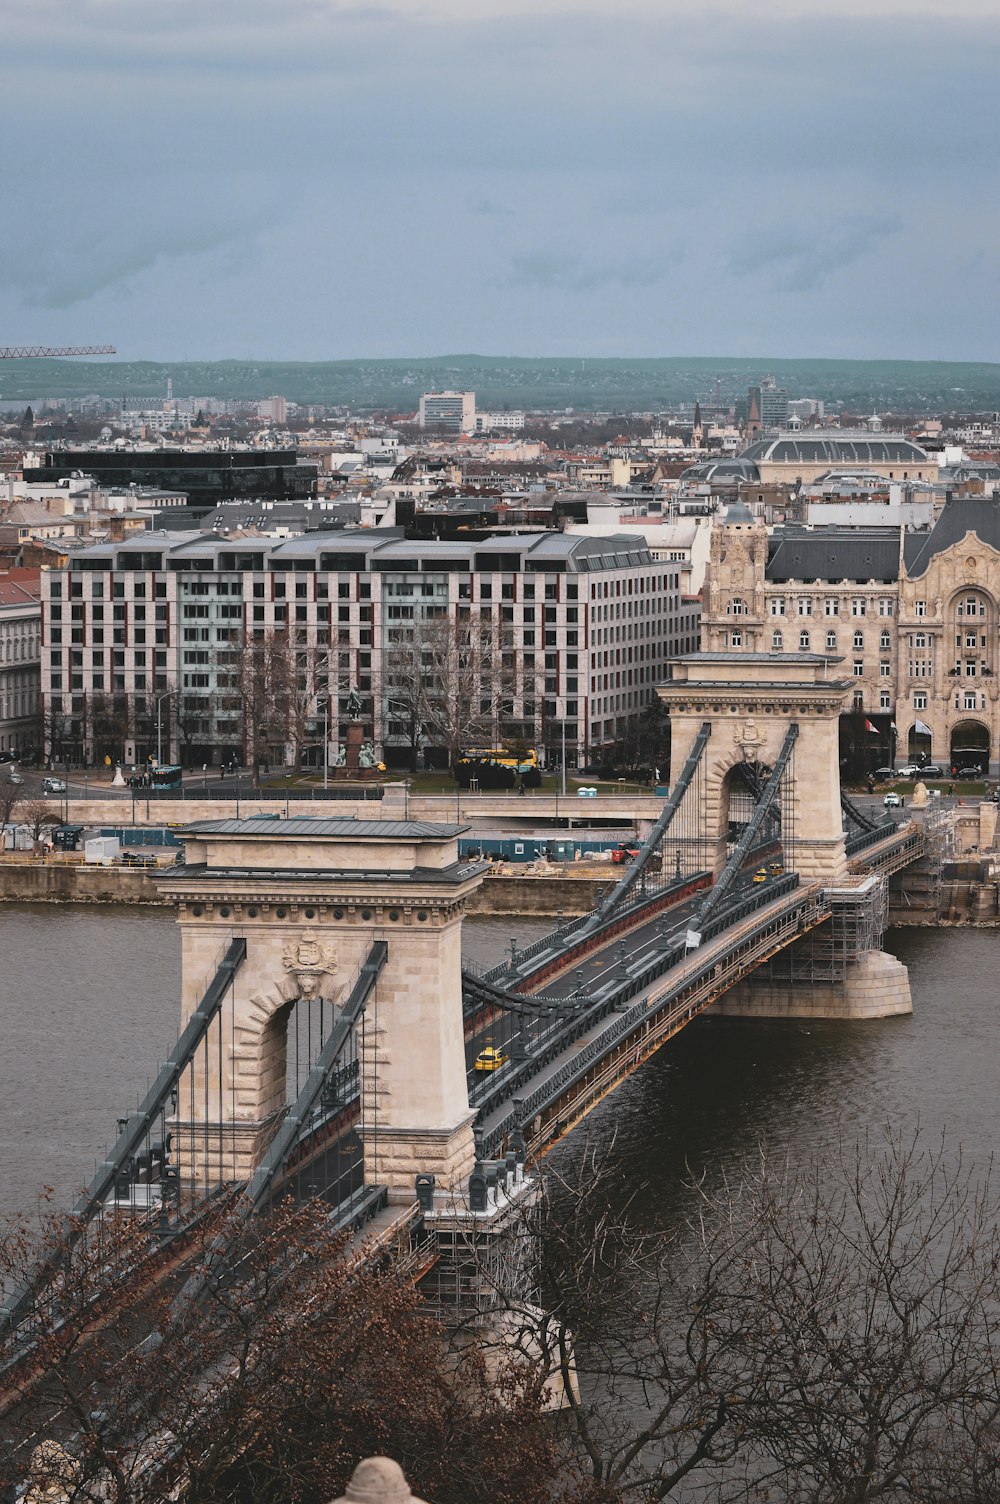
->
731 629 743 646
965 662 978 676
799 631 811 651
772 630 783 650
965 691 977 710
880 691 891 710
851 598 866 617
915 600 926 617
880 630 891 650
880 663 891 677
853 691 864 710
797 598 812 617
914 692 927 710
728 598 746 617
853 661 864 676
853 630 864 650
770 597 785 617
878 598 894 617
826 630 837 650
824 598 839 617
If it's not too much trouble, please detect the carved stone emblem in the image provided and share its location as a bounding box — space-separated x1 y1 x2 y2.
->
734 715 764 757
283 930 338 1000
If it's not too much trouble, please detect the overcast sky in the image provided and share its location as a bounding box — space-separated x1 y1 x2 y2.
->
1 0 997 363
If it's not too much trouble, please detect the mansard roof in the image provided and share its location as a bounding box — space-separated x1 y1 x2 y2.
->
742 432 931 466
765 525 901 583
904 494 1000 578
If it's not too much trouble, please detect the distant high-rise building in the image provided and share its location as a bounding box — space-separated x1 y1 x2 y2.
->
788 398 825 421
747 376 788 432
418 391 476 432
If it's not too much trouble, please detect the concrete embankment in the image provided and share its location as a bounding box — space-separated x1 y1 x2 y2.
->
0 862 163 904
0 861 607 913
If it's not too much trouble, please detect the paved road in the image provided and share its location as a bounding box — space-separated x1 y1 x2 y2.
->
466 873 783 1077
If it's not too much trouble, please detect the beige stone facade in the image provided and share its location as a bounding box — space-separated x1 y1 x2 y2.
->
701 497 1000 775
656 653 852 884
157 818 483 1198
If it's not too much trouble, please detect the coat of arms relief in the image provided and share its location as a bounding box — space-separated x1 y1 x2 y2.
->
282 931 339 1000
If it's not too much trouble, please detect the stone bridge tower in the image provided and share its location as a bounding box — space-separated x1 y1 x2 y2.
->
157 817 483 1200
657 652 853 884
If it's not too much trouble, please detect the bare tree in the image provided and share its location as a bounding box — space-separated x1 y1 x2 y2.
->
18 799 62 845
89 692 131 766
481 1128 1000 1503
0 786 20 833
383 611 518 771
0 1201 564 1504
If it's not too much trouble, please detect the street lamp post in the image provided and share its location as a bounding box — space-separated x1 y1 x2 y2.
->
155 692 172 768
561 716 567 799
318 694 329 791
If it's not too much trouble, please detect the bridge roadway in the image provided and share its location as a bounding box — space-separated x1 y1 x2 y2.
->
468 877 829 1159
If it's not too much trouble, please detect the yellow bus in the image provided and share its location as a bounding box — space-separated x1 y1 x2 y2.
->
460 747 538 774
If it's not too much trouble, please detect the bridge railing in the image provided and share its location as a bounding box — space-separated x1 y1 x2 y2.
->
845 816 902 855
477 878 822 1157
470 873 803 1117
468 870 713 1002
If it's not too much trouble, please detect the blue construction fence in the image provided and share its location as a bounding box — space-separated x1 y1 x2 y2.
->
97 826 184 848
459 833 638 865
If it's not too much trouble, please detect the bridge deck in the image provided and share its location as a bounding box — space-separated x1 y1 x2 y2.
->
476 881 831 1158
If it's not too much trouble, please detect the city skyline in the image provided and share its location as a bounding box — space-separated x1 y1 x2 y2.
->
2 0 999 363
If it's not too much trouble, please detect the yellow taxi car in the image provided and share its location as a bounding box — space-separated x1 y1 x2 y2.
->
752 867 768 884
474 1045 509 1073
768 861 784 876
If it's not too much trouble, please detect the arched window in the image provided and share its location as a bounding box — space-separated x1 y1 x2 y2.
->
826 630 837 650
799 630 811 651
731 628 743 647
728 598 747 617
880 630 891 650
853 630 864 650
772 629 783 650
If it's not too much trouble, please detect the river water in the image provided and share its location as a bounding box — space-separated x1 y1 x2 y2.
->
0 906 995 1227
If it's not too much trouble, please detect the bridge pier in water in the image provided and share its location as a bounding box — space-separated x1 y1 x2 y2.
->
158 818 483 1199
658 652 912 1018
711 874 912 1020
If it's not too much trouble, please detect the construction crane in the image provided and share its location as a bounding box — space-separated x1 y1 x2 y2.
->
0 345 115 358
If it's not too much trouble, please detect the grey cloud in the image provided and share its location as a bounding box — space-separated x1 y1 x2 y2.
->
498 247 683 292
728 215 903 293
472 198 516 219
0 215 265 310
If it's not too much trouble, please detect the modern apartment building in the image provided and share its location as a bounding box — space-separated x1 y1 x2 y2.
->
0 571 41 759
417 391 476 433
41 532 681 772
23 449 317 505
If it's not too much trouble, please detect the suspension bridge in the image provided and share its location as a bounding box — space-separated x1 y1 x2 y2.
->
0 652 923 1348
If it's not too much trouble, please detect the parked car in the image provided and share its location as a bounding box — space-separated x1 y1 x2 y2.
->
921 764 944 777
883 792 902 808
896 765 919 778
7 770 23 785
42 777 66 795
873 767 896 781
957 766 983 780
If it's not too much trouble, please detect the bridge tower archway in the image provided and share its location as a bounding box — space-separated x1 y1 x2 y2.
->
657 653 853 884
158 818 484 1199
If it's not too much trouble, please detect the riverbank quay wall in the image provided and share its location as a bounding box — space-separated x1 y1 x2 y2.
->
46 788 667 831
0 861 613 912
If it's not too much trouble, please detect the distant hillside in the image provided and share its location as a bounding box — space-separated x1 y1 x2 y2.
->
3 354 1000 414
